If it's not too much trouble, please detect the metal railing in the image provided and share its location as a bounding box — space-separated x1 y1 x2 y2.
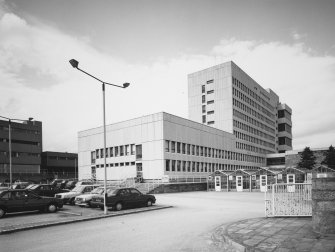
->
265 183 312 217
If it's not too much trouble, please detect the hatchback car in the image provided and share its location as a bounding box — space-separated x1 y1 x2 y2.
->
55 185 100 205
91 187 156 211
75 186 114 207
0 189 63 218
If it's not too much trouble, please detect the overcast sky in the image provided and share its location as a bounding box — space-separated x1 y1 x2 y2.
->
0 0 334 152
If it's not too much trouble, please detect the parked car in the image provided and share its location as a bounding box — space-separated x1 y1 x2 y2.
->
90 187 156 211
75 180 94 187
65 181 77 190
26 184 69 197
10 182 30 189
74 186 115 207
55 185 100 205
0 189 63 218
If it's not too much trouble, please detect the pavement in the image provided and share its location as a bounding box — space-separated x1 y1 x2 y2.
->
1 205 335 252
212 217 335 252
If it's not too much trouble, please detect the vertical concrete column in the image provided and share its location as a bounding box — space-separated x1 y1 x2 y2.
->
312 173 335 234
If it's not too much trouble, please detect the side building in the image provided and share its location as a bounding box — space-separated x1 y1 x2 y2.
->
78 112 266 181
0 119 42 182
188 61 292 154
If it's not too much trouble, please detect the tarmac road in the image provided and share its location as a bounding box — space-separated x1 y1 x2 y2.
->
0 191 264 252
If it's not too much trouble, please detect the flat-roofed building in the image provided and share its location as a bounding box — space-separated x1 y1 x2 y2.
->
78 112 266 181
188 61 292 155
0 119 42 176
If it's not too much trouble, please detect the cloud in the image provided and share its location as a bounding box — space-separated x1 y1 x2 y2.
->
0 7 334 152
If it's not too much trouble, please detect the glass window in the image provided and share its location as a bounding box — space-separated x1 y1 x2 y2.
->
165 160 170 171
202 85 205 93
207 90 214 94
165 140 170 152
171 141 175 153
177 160 181 171
172 160 176 171
96 149 99 159
196 146 199 156
202 115 206 123
202 105 206 113
182 161 186 172
182 143 186 154
105 148 109 158
187 144 190 155
120 146 124 156
125 145 130 155
110 147 114 157
131 144 135 155
91 151 96 164
177 142 181 153
202 95 206 103
115 146 119 156
200 147 203 156
192 145 195 155
136 145 142 159
100 148 104 158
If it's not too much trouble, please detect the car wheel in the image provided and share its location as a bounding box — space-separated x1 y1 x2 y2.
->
47 204 57 213
0 207 6 218
115 202 123 211
147 199 153 207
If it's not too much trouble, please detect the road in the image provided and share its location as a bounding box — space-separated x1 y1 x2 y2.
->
0 191 265 252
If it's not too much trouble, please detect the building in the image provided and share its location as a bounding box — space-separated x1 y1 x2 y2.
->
41 151 78 179
0 119 42 180
78 112 266 181
78 61 292 182
188 61 292 154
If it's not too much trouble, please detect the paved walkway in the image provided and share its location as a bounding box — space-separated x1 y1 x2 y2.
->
213 217 335 252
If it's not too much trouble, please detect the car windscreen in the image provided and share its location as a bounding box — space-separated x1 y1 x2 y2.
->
71 186 86 192
25 184 34 189
28 185 39 190
107 189 118 196
91 187 104 194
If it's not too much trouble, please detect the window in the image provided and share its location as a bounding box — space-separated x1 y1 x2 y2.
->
202 115 206 123
207 90 214 94
182 161 186 172
196 146 199 156
187 161 191 172
192 145 195 155
171 141 176 153
120 146 124 156
202 105 206 113
165 140 170 152
182 143 186 154
100 148 104 158
207 121 215 125
207 110 214 115
136 145 142 159
165 160 170 171
177 142 181 153
96 149 99 159
177 161 181 171
207 79 214 84
187 144 190 155
202 95 206 103
200 147 203 156
207 100 214 104
110 147 114 157
105 148 109 158
131 144 135 155
172 160 176 171
91 151 96 164
115 146 119 156
202 85 205 93
125 145 130 155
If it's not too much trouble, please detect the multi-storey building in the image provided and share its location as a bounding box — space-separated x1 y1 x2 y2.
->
0 119 42 177
188 61 292 155
41 151 78 178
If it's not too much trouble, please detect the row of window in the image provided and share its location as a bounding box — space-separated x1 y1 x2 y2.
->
233 98 275 127
233 109 275 135
202 115 214 125
165 140 264 163
236 141 273 155
278 137 292 147
234 130 275 149
0 138 41 146
233 120 275 141
0 151 40 158
91 145 142 163
232 77 274 111
47 156 76 161
95 161 136 168
233 87 274 120
0 126 41 135
165 159 259 173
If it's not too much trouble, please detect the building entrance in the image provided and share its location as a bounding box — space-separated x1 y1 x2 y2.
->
236 176 243 192
215 176 221 191
260 175 267 192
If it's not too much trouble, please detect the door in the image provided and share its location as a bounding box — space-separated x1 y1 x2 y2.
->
215 176 221 191
287 174 295 192
236 176 243 192
260 175 267 192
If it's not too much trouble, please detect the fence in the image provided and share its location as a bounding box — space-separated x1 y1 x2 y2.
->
265 183 312 217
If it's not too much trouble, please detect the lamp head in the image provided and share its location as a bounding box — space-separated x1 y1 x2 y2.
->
69 59 79 68
28 117 34 121
123 82 130 88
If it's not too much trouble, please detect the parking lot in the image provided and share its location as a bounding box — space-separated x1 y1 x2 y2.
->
0 191 264 252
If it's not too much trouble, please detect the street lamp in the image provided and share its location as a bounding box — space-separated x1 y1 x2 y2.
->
69 58 130 215
0 116 34 188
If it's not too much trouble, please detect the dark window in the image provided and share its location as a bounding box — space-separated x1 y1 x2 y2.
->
165 160 170 171
207 100 214 104
207 110 214 115
136 145 142 159
177 142 181 153
202 105 206 113
165 140 170 152
207 79 214 84
202 85 205 93
171 141 175 153
202 115 206 123
207 121 215 125
202 95 206 103
207 90 214 94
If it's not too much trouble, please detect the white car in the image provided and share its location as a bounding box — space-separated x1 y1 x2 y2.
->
55 185 99 205
74 186 115 207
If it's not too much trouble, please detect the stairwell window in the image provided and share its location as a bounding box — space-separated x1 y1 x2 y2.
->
207 100 214 104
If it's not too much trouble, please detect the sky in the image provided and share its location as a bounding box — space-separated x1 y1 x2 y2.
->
0 0 334 153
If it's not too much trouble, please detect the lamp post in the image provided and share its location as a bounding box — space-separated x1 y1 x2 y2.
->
0 116 33 187
69 59 130 215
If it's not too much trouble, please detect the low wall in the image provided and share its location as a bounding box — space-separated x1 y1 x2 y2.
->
312 173 335 234
150 182 207 194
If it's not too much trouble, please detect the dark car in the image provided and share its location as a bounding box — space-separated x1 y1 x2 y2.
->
26 184 69 197
91 187 156 211
0 189 64 218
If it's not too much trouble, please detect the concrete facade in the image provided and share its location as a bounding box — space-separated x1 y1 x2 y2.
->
78 112 266 181
188 61 292 155
0 119 42 176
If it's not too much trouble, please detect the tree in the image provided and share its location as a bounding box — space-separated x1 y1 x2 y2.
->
298 147 316 170
322 145 335 169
